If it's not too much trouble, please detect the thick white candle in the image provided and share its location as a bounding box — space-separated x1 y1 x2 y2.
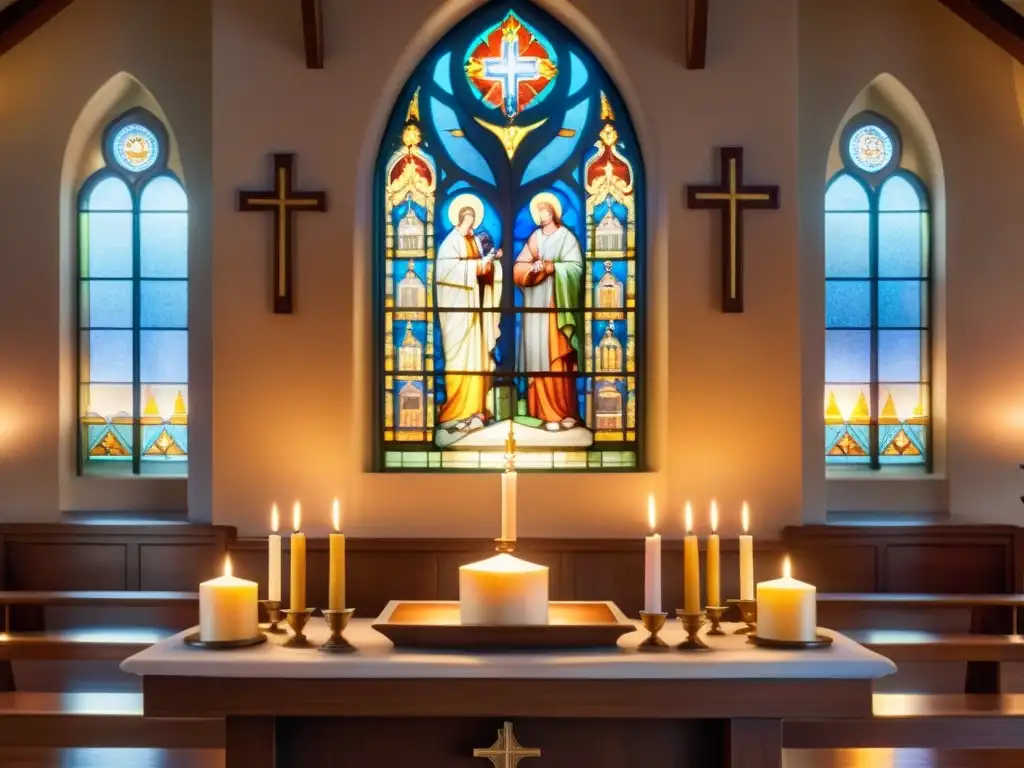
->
328 498 346 611
756 557 816 642
707 500 721 607
501 470 517 541
268 504 281 602
199 557 258 642
643 494 661 614
290 502 306 611
683 502 700 614
739 501 754 601
459 553 549 625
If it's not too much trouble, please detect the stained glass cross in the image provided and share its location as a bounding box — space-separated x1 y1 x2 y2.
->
238 154 327 314
482 38 540 116
687 147 779 313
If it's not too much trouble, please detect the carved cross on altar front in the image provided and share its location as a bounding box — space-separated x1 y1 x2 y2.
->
687 147 780 313
238 154 327 314
473 721 541 768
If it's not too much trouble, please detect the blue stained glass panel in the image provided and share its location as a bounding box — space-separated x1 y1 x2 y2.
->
825 213 870 277
140 330 188 383
83 280 132 329
85 213 133 278
86 330 133 382
879 175 924 212
521 98 590 185
825 174 869 211
140 176 187 211
878 212 924 278
825 281 870 328
878 280 925 328
140 213 188 278
825 330 871 383
433 52 453 94
141 281 188 329
112 123 160 173
878 330 926 382
430 97 496 185
87 177 132 211
878 424 926 465
568 52 588 96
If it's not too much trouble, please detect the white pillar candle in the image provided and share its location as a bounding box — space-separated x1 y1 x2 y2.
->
268 504 281 602
328 498 346 611
643 494 661 614
756 557 816 642
290 502 306 611
739 501 754 601
707 500 721 607
501 470 517 541
683 502 700 614
459 553 549 625
199 557 258 642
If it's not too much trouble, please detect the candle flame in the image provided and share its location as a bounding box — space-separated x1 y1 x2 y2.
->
710 499 718 533
332 497 341 532
783 556 792 579
292 501 301 533
224 555 233 578
271 503 279 533
647 494 656 532
742 501 750 534
684 501 693 534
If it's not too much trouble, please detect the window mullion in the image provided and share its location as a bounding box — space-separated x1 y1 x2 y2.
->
132 196 142 475
869 191 880 470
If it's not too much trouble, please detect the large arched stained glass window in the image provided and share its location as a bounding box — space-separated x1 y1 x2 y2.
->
377 3 644 470
79 108 188 475
825 111 930 469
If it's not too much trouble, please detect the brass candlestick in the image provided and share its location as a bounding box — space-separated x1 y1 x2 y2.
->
727 598 757 635
282 608 316 648
320 608 356 653
705 605 727 636
259 599 286 634
675 610 710 651
494 538 516 553
637 611 669 651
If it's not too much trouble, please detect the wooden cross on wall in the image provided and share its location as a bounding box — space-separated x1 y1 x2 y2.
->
687 147 780 313
238 154 327 314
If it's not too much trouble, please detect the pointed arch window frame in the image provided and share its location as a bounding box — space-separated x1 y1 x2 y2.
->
825 110 933 471
77 106 189 476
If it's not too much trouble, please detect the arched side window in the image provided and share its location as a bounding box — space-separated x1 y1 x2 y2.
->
376 2 644 471
825 111 930 469
79 108 188 475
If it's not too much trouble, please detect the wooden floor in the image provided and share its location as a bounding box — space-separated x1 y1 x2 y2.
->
0 749 1019 767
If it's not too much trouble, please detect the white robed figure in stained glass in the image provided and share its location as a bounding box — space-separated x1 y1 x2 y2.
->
435 193 503 432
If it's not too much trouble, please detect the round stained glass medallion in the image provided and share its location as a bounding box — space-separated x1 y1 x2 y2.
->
847 124 893 173
112 124 159 173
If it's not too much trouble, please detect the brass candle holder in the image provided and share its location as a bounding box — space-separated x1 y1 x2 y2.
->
637 611 669 651
675 610 710 651
705 605 727 636
727 598 757 635
320 608 356 653
494 538 516 554
282 607 316 648
259 599 286 634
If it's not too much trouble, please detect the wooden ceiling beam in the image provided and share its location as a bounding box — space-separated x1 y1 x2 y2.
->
935 0 1024 66
685 0 708 70
0 0 76 59
300 0 323 70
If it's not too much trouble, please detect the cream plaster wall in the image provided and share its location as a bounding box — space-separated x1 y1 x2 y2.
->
0 0 212 519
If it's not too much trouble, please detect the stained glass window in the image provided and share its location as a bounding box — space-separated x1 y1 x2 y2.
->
376 2 644 471
79 108 188 475
825 112 929 469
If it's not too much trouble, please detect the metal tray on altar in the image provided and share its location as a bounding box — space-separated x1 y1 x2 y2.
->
372 600 635 651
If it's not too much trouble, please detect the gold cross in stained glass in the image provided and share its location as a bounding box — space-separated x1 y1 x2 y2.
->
473 721 541 768
686 147 779 313
238 154 327 314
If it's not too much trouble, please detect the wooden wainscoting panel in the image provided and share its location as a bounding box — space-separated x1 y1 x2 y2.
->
345 551 439 617
886 545 1008 594
5 543 127 591
786 546 877 592
139 544 224 591
567 551 644 616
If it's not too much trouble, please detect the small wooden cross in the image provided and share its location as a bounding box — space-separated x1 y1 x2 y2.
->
473 721 541 768
687 147 780 313
238 154 327 314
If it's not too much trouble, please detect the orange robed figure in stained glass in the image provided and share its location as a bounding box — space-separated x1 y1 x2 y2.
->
513 193 583 431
